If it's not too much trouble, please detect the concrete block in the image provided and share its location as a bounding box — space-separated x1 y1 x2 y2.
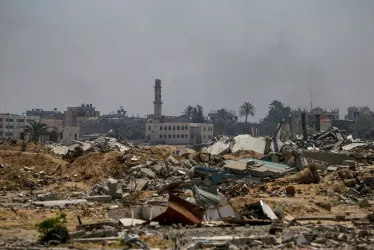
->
33 199 87 207
342 160 357 168
85 195 112 203
140 168 156 178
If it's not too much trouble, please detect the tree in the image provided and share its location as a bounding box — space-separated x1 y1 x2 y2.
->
239 102 255 123
192 105 205 123
263 100 291 124
183 105 195 119
23 120 49 142
49 127 63 142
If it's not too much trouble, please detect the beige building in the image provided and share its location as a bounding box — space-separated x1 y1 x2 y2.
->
0 114 40 139
64 104 100 127
145 79 214 145
41 118 80 142
146 121 213 145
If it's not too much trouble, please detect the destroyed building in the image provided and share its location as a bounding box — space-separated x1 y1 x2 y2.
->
145 79 214 145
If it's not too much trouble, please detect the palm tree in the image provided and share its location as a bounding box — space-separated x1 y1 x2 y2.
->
239 102 255 123
183 105 195 119
49 127 63 142
23 120 49 142
269 100 284 111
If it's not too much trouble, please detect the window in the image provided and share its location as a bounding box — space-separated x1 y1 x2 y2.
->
164 126 167 130
168 134 171 138
19 119 24 122
177 134 180 138
6 119 13 122
185 134 188 138
164 134 167 138
185 126 188 130
173 126 176 130
0 118 2 121
204 127 206 131
177 126 180 130
169 126 171 130
208 135 212 139
204 135 206 139
160 126 163 130
191 134 194 138
173 134 176 138
148 126 151 131
160 134 162 138
181 126 184 130
5 125 14 129
181 134 184 138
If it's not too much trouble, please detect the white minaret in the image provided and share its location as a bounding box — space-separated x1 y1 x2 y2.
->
153 79 163 118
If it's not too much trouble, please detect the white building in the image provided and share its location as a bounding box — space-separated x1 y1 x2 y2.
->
0 114 40 139
145 79 214 145
41 118 80 142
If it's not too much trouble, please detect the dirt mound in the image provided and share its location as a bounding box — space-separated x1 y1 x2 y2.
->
62 147 174 184
0 140 53 154
0 151 67 190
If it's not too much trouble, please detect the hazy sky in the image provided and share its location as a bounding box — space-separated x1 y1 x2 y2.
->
1 0 374 122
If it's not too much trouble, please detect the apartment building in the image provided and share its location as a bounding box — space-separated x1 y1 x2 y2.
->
292 107 339 125
0 114 40 139
64 104 100 127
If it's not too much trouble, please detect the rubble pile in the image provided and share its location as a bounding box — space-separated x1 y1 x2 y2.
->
1 133 374 249
222 180 250 199
290 127 346 150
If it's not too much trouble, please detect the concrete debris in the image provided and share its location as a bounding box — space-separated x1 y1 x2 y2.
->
33 199 87 207
240 200 278 221
2 131 374 249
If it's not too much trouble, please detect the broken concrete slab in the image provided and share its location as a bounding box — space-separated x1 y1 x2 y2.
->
167 155 179 165
119 218 146 227
102 178 123 199
33 199 87 207
126 178 149 191
231 135 266 154
140 168 156 178
85 195 112 203
203 136 232 155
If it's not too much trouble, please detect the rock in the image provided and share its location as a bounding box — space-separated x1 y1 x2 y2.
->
314 237 326 244
140 168 156 179
285 186 296 196
338 233 348 241
273 204 285 219
315 201 331 211
227 244 239 250
367 212 374 222
344 179 357 187
348 188 361 197
342 160 357 168
284 215 295 223
151 162 166 175
182 159 193 169
167 155 179 165
295 234 308 246
359 199 370 208
23 166 33 172
282 233 294 243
